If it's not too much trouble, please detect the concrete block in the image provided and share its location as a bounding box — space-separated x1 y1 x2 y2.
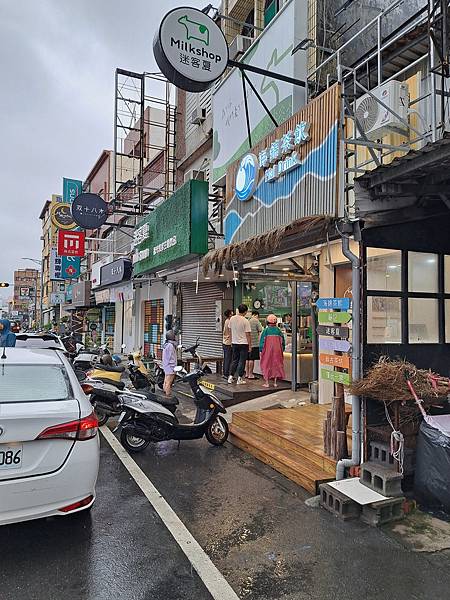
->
360 462 403 497
369 441 415 475
361 496 405 527
319 483 361 521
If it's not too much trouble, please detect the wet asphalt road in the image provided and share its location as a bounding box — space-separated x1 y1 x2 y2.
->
2 432 450 600
0 439 213 600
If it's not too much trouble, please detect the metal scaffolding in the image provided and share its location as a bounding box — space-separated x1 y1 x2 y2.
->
309 0 449 219
113 69 176 217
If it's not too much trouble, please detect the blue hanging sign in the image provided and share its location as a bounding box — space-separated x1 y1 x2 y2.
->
63 178 83 203
316 297 351 310
61 256 81 279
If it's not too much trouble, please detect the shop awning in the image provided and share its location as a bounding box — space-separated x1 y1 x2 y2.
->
202 215 334 275
355 133 450 220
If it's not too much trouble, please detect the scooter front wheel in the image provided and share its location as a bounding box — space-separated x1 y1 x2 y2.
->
120 430 150 453
206 416 229 446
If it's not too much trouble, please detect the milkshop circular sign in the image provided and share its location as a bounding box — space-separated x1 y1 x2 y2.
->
153 7 229 93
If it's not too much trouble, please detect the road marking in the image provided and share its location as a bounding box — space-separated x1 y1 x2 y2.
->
101 426 240 600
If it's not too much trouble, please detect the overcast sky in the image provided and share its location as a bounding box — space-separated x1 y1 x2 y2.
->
0 0 204 302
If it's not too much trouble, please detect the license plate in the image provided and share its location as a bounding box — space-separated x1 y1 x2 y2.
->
199 380 215 391
0 444 23 469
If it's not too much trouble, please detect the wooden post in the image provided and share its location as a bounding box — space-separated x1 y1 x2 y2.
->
331 398 338 458
336 431 347 461
323 419 330 456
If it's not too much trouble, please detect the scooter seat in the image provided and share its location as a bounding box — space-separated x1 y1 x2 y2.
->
95 377 126 390
139 388 179 407
96 364 125 373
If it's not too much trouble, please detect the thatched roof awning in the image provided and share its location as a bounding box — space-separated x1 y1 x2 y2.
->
203 215 334 275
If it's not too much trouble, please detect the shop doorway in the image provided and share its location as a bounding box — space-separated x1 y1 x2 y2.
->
335 264 352 298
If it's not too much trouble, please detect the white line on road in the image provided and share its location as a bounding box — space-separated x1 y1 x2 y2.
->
101 426 240 600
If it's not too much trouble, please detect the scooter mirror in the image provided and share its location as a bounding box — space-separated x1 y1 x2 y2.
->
174 366 183 373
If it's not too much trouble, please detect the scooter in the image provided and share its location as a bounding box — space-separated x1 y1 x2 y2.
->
127 350 165 392
114 365 228 453
81 377 178 426
73 345 103 372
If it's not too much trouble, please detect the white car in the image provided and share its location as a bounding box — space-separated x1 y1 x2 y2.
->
15 332 67 353
0 347 100 526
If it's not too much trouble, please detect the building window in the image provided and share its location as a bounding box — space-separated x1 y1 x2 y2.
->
367 248 401 292
408 252 438 293
408 298 439 343
367 296 402 344
366 248 450 345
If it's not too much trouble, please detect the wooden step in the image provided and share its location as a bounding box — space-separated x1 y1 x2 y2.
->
232 411 337 475
229 424 334 495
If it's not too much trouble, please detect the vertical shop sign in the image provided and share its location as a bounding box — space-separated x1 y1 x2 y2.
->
63 178 83 203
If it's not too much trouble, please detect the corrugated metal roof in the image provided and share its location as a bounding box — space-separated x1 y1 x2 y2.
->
356 133 450 186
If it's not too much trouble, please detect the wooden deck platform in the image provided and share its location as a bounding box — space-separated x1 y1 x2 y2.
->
200 374 291 407
230 404 352 494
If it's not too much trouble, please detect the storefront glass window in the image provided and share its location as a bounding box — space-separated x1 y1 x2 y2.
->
444 256 450 294
445 300 450 343
408 298 439 343
366 249 401 291
367 296 401 344
408 252 438 293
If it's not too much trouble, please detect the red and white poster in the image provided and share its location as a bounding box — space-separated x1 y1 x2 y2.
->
57 230 85 257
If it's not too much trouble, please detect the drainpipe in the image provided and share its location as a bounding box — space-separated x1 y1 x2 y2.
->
336 234 361 479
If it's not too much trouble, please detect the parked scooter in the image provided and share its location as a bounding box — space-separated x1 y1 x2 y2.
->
73 345 103 372
114 365 228 453
127 350 164 392
81 377 178 426
179 337 212 374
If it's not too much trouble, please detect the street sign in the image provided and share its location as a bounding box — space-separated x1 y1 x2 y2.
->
51 202 77 230
321 368 351 386
316 297 351 310
71 193 108 229
153 7 229 93
319 338 352 353
316 325 350 338
319 353 351 369
318 311 352 324
58 230 85 257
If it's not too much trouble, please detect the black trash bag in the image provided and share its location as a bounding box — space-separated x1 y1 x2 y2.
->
415 417 450 512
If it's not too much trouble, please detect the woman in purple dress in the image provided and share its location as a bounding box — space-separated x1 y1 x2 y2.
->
259 314 285 387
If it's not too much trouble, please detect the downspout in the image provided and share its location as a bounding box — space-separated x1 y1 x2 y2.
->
336 234 361 479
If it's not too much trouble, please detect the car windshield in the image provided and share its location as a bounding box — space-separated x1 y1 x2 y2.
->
0 365 69 402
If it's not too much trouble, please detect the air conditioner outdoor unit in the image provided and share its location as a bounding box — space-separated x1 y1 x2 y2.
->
355 80 409 141
229 35 253 61
184 169 206 182
190 107 207 125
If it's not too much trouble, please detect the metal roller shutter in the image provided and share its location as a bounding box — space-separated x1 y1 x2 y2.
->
181 282 225 360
